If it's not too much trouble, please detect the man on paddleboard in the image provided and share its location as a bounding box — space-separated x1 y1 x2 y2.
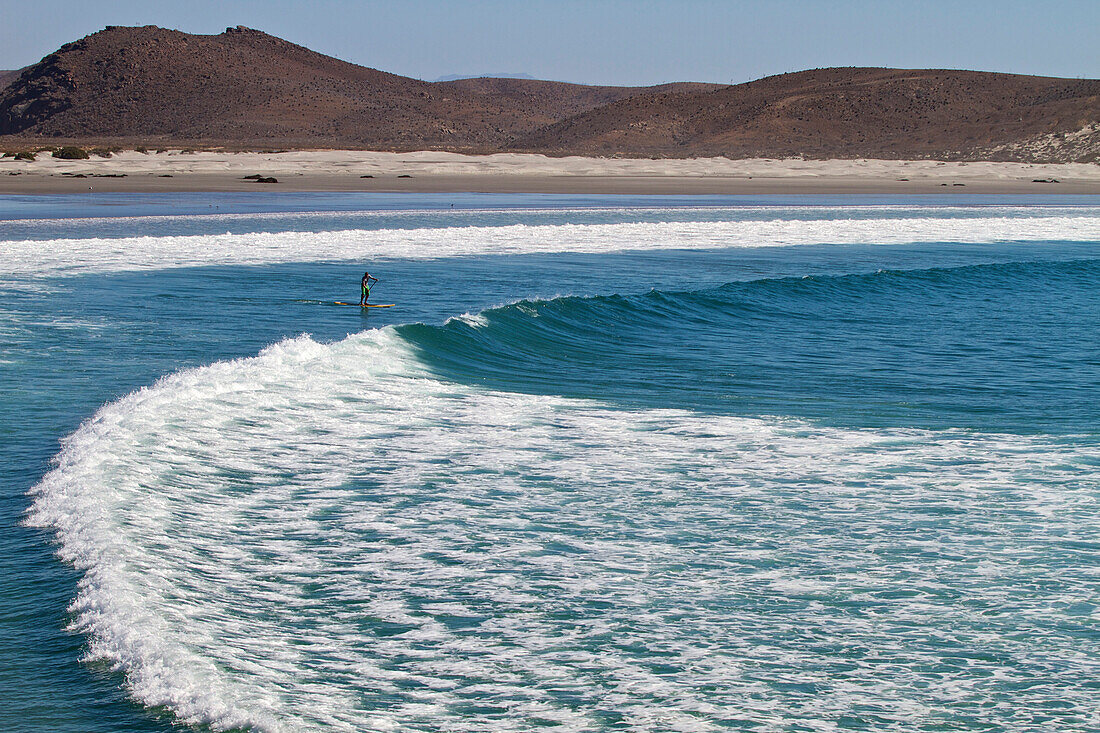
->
360 271 379 306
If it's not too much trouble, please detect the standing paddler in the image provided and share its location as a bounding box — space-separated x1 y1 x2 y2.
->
360 271 379 306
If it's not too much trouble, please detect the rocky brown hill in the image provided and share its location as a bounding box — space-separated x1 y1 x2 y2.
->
1 26 1096 162
436 76 723 133
0 25 720 151
519 67 1100 162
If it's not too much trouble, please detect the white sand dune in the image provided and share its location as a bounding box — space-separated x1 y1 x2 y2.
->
2 150 1098 194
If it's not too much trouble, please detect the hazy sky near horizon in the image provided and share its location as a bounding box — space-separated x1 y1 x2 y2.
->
1 0 1097 85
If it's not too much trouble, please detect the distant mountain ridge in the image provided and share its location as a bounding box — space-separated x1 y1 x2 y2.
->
0 68 23 91
432 73 537 82
1 25 1097 162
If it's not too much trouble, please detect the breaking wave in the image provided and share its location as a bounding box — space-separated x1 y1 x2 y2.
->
3 212 1099 277
26 295 1100 730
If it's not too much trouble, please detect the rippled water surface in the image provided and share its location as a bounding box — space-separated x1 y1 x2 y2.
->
2 194 1098 732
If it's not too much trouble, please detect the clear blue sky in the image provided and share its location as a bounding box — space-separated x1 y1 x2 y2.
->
2 0 1097 85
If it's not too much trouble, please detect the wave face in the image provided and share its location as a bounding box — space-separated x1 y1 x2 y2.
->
27 295 1100 730
405 258 1100 432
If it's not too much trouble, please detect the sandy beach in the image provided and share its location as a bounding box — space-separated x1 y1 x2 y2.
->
1 150 1098 195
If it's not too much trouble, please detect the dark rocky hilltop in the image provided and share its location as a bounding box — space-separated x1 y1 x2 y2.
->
0 25 715 151
1 25 1096 162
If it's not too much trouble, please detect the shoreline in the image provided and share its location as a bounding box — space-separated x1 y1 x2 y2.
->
1 150 1098 195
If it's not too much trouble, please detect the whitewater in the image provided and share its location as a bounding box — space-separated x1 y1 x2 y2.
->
4 196 1099 733
3 206 1099 277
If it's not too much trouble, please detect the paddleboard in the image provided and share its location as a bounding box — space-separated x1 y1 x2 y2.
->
333 302 396 308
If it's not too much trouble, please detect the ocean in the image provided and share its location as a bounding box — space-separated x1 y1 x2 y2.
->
2 193 1098 732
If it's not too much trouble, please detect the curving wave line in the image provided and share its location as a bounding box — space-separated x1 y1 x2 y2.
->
26 315 1100 731
3 213 1099 278
407 259 1100 427
4 205 1094 243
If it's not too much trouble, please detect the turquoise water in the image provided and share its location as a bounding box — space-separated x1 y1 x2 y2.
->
2 195 1098 732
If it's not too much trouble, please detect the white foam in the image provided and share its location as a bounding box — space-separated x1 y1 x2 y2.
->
3 213 1098 278
3 204 1090 230
27 328 1100 731
447 312 490 328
